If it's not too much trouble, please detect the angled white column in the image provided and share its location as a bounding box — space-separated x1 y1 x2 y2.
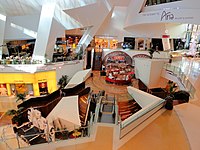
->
77 0 113 52
54 5 82 30
33 0 85 62
124 0 145 28
78 26 94 51
0 14 6 60
32 2 57 62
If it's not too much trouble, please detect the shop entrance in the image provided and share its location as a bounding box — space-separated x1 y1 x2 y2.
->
38 82 48 95
10 84 34 96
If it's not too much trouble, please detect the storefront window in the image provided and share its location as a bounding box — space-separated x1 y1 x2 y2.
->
66 35 81 50
5 39 35 59
95 36 118 49
0 84 8 96
184 24 200 49
27 84 34 96
10 84 34 96
15 84 28 95
145 0 181 6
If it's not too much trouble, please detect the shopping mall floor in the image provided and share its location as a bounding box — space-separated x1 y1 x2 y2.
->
0 57 200 150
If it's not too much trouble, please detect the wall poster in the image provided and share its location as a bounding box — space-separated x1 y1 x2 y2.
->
39 82 48 95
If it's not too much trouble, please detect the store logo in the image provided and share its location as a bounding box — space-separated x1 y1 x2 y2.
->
161 11 174 21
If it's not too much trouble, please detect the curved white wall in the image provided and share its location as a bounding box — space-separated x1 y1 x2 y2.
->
124 0 200 38
55 60 84 84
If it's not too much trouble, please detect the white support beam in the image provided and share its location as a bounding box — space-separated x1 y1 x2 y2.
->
32 2 56 63
0 14 6 60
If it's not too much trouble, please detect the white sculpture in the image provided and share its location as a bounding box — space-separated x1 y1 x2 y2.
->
27 108 47 131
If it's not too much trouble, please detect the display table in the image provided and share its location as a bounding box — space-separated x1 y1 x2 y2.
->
105 63 134 85
105 76 131 84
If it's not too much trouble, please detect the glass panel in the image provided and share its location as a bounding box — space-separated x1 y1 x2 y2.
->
163 64 196 98
161 0 166 3
193 24 198 32
152 0 157 5
157 0 161 4
145 0 182 6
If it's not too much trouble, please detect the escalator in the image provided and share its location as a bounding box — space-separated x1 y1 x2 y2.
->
98 96 115 124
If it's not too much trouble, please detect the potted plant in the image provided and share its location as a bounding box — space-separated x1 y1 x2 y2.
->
16 93 26 103
69 129 81 138
164 95 174 110
6 107 24 126
58 75 70 88
72 129 81 137
165 81 177 95
164 81 178 110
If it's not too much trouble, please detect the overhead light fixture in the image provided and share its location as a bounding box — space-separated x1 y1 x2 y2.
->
0 14 6 21
111 12 115 18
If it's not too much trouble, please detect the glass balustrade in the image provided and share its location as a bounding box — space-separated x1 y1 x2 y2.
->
164 63 196 98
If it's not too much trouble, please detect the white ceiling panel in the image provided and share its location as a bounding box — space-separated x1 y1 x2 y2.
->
0 0 42 16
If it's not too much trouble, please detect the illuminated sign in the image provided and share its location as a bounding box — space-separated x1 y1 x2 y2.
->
160 10 194 21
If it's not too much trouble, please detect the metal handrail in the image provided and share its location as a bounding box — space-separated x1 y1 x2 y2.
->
94 96 103 123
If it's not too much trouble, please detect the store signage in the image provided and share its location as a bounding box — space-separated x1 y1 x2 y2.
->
160 10 194 21
142 10 194 22
14 80 24 83
162 35 170 38
142 12 159 17
38 79 47 82
162 35 171 50
160 11 174 21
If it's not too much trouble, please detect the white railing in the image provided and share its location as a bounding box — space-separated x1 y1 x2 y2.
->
119 100 165 138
